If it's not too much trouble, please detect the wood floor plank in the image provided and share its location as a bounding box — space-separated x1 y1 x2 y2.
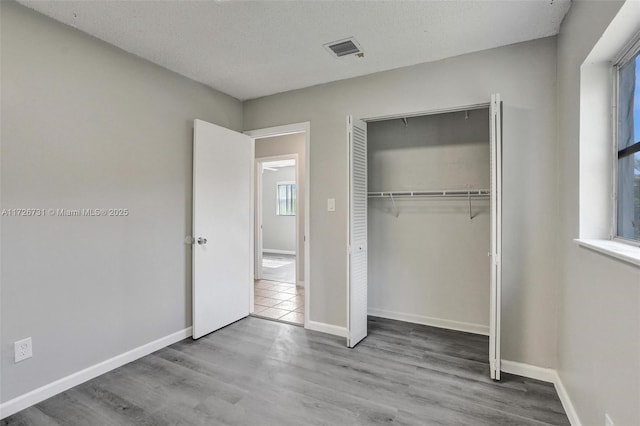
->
1 316 570 426
0 407 61 426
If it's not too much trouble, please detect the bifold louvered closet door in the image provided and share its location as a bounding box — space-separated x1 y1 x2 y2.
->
347 116 368 348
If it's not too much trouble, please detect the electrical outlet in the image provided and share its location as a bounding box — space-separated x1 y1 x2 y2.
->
605 413 614 426
14 337 32 363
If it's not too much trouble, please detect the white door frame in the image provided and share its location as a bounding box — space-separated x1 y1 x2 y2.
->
359 98 502 378
255 153 300 284
245 122 310 327
255 157 263 282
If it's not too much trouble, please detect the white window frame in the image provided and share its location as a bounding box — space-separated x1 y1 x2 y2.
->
612 32 640 246
573 1 640 268
276 180 296 216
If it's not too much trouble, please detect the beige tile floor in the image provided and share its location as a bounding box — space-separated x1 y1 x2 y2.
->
253 280 304 325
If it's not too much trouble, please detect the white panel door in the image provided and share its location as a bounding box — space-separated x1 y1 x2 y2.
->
192 119 251 339
347 116 368 348
489 94 503 380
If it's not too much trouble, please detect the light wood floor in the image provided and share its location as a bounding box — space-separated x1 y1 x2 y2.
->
2 317 570 425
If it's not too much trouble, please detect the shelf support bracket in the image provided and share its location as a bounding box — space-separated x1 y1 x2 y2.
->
390 193 399 218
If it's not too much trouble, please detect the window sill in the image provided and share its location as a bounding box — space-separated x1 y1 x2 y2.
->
574 239 640 267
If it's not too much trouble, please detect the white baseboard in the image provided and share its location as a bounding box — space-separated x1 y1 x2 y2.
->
501 360 581 426
368 308 489 336
553 372 582 426
0 327 192 420
263 249 295 255
501 359 556 383
305 320 347 338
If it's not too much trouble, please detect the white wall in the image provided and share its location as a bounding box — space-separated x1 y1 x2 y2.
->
244 36 559 368
0 2 242 403
261 166 296 253
367 110 490 333
556 1 640 425
255 133 306 282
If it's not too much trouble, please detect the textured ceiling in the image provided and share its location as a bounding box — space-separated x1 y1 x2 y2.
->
19 0 571 101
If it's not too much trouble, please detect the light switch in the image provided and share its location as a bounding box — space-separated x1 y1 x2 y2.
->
327 198 336 212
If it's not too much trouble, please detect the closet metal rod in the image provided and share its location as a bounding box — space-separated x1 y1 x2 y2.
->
367 189 490 199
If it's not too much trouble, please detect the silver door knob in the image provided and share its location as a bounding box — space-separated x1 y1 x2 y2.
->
197 237 207 245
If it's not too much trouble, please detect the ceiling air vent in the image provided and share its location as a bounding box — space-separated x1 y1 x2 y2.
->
324 37 363 58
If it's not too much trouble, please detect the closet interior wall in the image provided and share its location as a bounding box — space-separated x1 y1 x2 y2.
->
367 108 491 333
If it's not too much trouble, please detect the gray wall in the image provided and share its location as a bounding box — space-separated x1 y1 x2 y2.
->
244 36 559 368
255 133 306 283
556 1 640 425
367 110 490 330
0 2 242 403
261 166 296 253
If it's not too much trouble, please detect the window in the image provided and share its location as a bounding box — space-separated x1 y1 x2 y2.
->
616 40 640 241
575 13 640 265
276 182 296 216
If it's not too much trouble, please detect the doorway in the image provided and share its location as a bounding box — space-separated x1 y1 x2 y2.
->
253 154 303 324
246 124 310 327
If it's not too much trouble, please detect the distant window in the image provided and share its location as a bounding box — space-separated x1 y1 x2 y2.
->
277 182 296 216
616 43 640 241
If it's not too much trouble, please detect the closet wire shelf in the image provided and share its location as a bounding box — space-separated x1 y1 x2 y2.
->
367 189 490 199
367 189 490 219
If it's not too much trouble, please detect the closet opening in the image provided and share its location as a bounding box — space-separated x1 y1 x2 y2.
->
347 96 503 379
367 107 492 335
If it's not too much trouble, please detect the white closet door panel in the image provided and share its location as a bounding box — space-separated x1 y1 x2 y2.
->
489 94 503 380
348 116 368 348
